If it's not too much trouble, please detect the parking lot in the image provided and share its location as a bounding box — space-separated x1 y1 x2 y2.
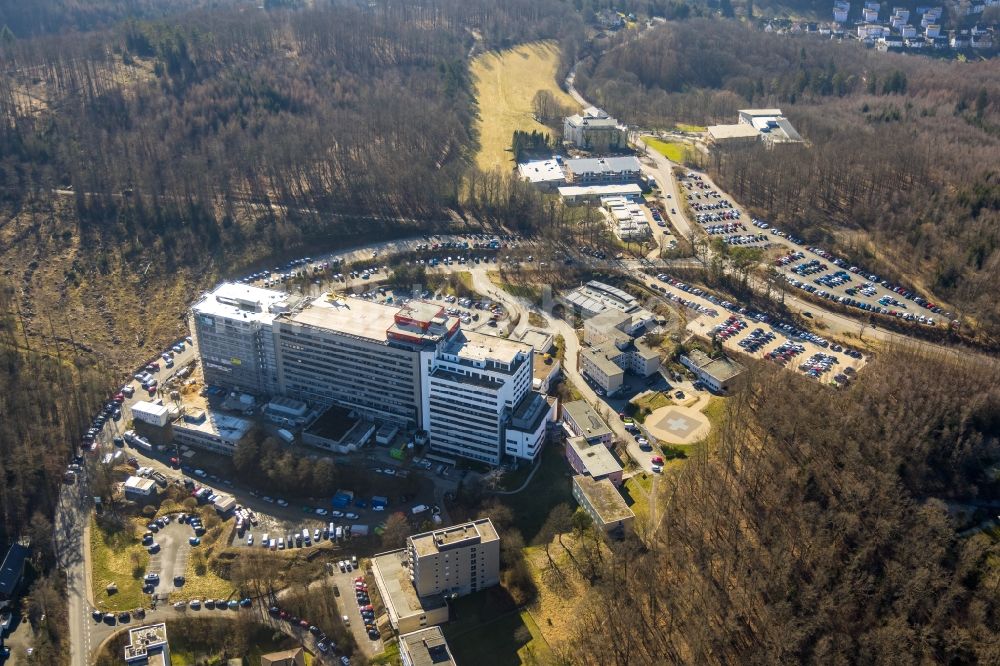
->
646 273 867 384
767 240 951 327
141 519 193 603
678 172 769 249
327 563 384 654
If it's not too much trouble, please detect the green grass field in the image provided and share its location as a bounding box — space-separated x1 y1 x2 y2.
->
644 137 691 163
498 442 574 543
444 591 555 665
471 42 578 172
675 123 707 133
90 515 148 612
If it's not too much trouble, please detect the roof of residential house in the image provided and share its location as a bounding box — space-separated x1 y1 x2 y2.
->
582 347 625 376
409 519 499 558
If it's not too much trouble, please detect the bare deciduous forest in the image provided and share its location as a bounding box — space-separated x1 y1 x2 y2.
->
576 19 1000 341
569 349 1000 665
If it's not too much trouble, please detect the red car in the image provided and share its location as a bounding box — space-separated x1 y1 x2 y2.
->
114 393 125 403
651 456 664 465
170 457 180 467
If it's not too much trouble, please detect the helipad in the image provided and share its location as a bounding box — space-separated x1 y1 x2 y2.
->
645 406 710 445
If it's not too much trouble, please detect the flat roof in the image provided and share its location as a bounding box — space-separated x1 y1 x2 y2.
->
562 400 613 440
124 623 168 663
707 124 761 140
399 627 457 666
124 476 157 492
410 518 499 558
192 282 289 324
509 392 551 433
684 349 745 383
533 352 559 382
283 295 457 346
517 159 566 183
371 549 447 622
173 409 252 441
513 328 553 352
573 475 635 524
558 184 642 198
0 543 29 597
583 347 624 377
566 156 641 175
443 330 530 367
132 401 169 417
307 404 360 441
568 436 622 478
739 108 784 116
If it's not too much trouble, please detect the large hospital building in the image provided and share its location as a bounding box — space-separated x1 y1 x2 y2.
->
190 283 549 465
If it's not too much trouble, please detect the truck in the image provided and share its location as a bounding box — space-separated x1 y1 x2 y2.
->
277 428 295 444
350 524 369 537
123 430 153 451
411 504 429 516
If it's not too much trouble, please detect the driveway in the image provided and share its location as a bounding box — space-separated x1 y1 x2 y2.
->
145 522 192 601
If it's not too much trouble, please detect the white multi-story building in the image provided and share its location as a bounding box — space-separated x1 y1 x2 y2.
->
563 107 626 152
426 331 538 465
407 519 500 597
191 289 548 465
190 283 292 395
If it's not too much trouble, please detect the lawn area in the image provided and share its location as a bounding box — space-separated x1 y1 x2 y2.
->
487 272 542 305
629 390 673 423
622 473 653 525
497 442 574 543
471 42 578 171
702 396 727 429
645 137 692 164
90 514 148 612
444 589 555 666
675 122 707 133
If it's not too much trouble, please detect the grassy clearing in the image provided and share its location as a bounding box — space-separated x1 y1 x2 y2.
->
701 396 727 428
487 272 543 305
471 42 578 172
645 137 692 163
90 515 149 612
622 474 653 524
497 443 574 543
444 589 555 666
629 391 673 422
675 122 707 133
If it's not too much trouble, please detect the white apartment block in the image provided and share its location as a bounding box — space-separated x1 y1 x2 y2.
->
563 106 626 152
190 283 293 395
425 331 537 465
407 519 500 597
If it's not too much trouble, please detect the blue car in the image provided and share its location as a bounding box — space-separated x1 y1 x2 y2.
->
189 537 201 546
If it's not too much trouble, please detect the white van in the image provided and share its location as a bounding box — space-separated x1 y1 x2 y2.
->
302 528 311 545
261 533 269 547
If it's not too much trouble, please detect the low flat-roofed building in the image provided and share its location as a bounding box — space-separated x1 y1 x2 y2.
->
680 349 745 393
566 435 623 485
572 475 634 535
565 156 642 185
213 495 237 515
260 647 305 666
131 401 171 428
517 158 567 189
124 622 171 665
399 627 457 666
124 476 158 499
562 400 613 445
511 327 554 353
532 352 561 394
371 549 450 634
301 404 376 454
171 409 252 456
706 123 761 148
563 280 653 319
558 183 643 204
